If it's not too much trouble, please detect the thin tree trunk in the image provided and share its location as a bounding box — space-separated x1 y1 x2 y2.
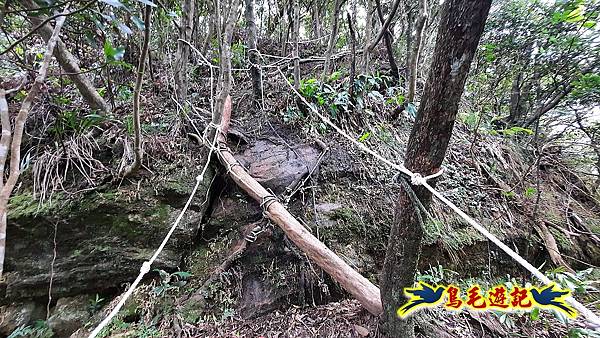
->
311 1 321 39
202 10 215 54
175 0 195 101
366 0 401 52
346 11 356 106
374 0 399 83
245 0 262 100
508 72 523 124
213 0 240 130
360 0 374 73
380 0 491 336
292 0 300 89
279 0 289 55
22 0 109 113
406 0 427 103
0 7 69 278
523 85 573 128
0 89 10 279
121 5 151 178
321 0 345 82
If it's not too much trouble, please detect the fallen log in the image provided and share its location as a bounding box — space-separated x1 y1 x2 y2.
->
211 95 383 315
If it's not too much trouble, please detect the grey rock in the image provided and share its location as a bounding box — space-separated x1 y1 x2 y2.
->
2 169 213 303
48 295 90 337
236 139 321 195
0 301 45 335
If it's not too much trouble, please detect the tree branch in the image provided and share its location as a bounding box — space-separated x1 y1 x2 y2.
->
0 1 94 56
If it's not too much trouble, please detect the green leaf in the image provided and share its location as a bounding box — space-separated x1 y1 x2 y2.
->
358 132 371 142
172 271 192 279
328 71 342 82
583 20 597 28
524 187 537 198
565 5 585 23
502 190 516 198
103 40 125 61
530 307 540 321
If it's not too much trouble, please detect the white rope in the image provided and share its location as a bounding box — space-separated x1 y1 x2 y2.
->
88 125 221 338
420 179 600 326
276 68 600 328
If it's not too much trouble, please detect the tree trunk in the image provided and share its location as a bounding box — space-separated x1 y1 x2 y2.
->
508 72 523 124
346 11 356 107
380 0 491 336
366 0 400 53
374 0 399 83
292 0 300 89
174 0 195 101
202 9 215 54
361 0 374 73
523 84 573 128
213 0 240 129
121 5 151 178
245 0 262 100
311 1 322 39
321 0 345 82
23 0 109 113
406 0 427 103
279 0 289 55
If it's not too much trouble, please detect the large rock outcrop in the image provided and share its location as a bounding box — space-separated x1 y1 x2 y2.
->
1 169 214 303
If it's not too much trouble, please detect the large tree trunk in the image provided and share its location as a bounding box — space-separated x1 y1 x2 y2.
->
174 0 195 101
245 0 262 100
406 0 427 103
380 0 492 336
23 0 109 113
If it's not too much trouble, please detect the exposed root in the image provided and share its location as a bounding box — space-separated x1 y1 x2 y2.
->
534 220 575 273
32 133 108 203
198 220 268 294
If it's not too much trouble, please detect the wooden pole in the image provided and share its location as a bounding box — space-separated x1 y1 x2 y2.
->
212 95 383 315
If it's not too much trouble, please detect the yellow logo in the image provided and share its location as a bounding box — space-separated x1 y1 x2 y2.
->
397 281 576 319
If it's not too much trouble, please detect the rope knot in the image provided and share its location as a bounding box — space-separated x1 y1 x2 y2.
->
260 189 279 216
140 261 152 275
410 173 426 186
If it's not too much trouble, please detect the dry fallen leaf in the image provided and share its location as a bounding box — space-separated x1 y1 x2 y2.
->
354 324 370 337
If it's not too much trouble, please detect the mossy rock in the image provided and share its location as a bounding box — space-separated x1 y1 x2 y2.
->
3 168 214 303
